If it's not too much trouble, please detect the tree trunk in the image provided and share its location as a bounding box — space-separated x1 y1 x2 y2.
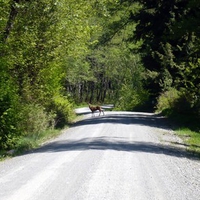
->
2 0 20 43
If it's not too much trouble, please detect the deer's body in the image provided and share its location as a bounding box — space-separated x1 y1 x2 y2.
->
88 103 104 116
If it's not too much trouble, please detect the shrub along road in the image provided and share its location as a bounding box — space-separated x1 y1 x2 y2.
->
0 111 200 200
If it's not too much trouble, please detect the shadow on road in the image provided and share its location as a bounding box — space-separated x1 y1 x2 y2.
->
73 112 171 130
31 112 199 160
34 136 198 159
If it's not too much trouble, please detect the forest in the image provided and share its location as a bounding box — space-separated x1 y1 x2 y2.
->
0 0 200 152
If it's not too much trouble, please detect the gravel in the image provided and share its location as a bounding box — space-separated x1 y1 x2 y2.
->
0 111 200 200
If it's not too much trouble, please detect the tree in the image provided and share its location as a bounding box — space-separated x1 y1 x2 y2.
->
126 0 200 114
0 0 97 149
74 1 148 109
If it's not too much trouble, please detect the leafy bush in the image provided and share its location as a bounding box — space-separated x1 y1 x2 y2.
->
52 95 75 127
156 87 195 115
156 88 180 115
17 103 56 138
0 106 20 150
0 72 20 150
115 83 149 111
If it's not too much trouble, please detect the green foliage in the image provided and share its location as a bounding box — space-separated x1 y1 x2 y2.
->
15 129 61 153
0 106 20 150
15 136 38 152
0 0 93 151
156 87 197 116
116 0 200 118
5 0 200 152
65 1 145 105
156 88 180 115
0 61 20 150
175 128 200 156
115 83 149 111
17 104 55 137
52 96 75 127
114 47 148 110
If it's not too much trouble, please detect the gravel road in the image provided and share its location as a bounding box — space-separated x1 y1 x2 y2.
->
0 110 200 200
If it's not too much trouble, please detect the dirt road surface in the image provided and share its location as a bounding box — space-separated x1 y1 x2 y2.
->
0 111 200 200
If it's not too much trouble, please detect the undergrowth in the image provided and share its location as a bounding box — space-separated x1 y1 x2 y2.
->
0 128 62 160
176 128 200 156
15 128 63 153
156 88 200 157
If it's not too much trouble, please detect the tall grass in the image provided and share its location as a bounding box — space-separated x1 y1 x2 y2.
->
15 129 62 153
0 128 62 160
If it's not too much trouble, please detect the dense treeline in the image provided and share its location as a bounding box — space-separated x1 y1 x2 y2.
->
0 0 97 150
0 0 199 151
99 0 200 116
130 0 200 117
65 1 146 108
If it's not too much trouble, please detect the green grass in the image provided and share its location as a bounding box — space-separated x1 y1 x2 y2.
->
15 128 64 154
157 110 200 157
176 128 200 156
0 128 65 160
0 114 80 160
166 113 200 156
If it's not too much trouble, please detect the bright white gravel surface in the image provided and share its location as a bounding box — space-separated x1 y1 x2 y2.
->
0 111 200 200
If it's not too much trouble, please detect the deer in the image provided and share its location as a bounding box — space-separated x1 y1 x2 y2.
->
88 103 105 117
